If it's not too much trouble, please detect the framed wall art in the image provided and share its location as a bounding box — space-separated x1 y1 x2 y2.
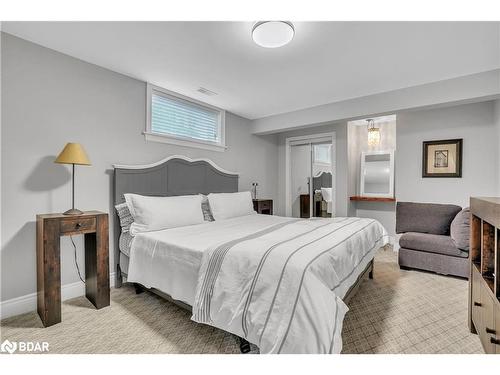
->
422 139 462 178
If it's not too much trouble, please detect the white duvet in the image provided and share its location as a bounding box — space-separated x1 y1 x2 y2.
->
127 214 388 354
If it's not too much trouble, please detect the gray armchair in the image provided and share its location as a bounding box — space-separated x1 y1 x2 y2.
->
396 202 470 278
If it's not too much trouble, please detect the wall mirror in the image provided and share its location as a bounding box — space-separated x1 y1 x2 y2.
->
360 150 395 198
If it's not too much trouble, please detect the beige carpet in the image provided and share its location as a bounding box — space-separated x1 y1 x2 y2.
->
342 248 482 354
0 247 483 354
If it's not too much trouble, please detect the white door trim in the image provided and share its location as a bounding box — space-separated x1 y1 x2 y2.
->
285 132 336 217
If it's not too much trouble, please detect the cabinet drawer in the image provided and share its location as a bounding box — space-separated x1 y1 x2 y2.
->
259 201 271 210
495 302 500 354
471 265 482 330
480 285 496 354
60 217 96 235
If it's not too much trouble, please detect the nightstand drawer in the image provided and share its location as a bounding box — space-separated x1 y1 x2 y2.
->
60 217 96 235
253 199 273 215
259 201 271 210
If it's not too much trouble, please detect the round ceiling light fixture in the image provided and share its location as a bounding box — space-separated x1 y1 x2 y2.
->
252 21 295 48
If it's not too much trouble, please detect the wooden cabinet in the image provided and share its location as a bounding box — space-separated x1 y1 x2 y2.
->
469 197 500 354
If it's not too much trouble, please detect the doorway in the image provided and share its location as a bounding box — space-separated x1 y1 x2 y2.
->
285 133 336 218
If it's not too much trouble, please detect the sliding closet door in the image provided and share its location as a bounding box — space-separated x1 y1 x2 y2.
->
312 142 334 218
288 135 335 219
290 144 312 218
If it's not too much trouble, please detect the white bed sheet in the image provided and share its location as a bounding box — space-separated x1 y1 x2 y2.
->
126 214 379 308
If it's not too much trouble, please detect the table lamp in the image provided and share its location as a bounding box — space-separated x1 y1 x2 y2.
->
54 143 91 215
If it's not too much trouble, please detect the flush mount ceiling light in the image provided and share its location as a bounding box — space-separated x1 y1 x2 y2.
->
367 119 381 146
252 21 295 48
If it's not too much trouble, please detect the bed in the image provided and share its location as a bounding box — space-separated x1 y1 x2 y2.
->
113 155 388 354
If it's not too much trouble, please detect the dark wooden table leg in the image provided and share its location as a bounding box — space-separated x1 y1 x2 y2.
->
37 218 61 327
84 214 110 309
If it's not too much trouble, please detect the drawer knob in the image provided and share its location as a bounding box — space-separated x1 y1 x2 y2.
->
486 327 496 335
491 337 500 345
75 223 82 229
474 301 482 307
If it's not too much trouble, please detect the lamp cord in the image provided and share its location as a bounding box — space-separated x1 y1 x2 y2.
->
70 235 85 284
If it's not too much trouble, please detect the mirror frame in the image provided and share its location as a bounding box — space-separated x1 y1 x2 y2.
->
360 149 395 198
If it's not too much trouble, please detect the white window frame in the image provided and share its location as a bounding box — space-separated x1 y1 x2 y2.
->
313 143 332 166
145 83 226 152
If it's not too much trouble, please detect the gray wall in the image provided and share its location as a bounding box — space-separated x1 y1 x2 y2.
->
0 33 279 302
396 101 499 207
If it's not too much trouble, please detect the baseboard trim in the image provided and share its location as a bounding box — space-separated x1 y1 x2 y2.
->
0 273 115 320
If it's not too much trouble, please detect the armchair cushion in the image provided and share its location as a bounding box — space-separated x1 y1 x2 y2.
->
399 232 468 258
396 202 462 235
450 207 470 251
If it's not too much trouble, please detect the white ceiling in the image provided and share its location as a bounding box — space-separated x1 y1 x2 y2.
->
3 22 499 120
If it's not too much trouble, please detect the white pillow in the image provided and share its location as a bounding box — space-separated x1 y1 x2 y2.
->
124 194 204 236
321 187 333 202
207 191 256 221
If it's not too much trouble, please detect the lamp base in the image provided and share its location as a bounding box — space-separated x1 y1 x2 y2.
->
63 208 84 216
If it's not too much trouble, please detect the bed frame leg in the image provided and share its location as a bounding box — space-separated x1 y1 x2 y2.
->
368 260 374 279
134 283 144 294
239 337 251 353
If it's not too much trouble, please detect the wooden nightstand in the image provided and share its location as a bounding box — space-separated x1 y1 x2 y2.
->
36 211 109 327
253 199 273 215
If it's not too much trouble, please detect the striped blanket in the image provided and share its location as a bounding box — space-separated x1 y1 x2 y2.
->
192 217 388 353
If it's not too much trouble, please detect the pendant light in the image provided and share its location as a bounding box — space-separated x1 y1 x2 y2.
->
367 119 381 146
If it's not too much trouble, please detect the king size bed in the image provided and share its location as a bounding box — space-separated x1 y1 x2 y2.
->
113 155 388 354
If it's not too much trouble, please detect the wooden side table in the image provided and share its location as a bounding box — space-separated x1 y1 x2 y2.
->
36 211 109 327
253 199 273 215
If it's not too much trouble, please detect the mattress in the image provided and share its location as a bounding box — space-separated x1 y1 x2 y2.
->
125 214 381 308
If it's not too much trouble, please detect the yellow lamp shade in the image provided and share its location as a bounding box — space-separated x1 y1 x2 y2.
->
55 143 91 165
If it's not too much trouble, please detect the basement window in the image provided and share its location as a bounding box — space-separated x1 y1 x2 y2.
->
145 84 226 152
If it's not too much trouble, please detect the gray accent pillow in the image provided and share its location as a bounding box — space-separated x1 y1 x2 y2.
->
396 202 462 235
118 231 134 256
450 207 470 251
115 202 133 233
199 194 215 222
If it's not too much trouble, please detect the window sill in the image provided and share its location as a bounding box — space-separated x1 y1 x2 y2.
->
144 132 227 152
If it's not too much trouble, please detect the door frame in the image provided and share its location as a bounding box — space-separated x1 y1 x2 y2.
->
285 132 336 217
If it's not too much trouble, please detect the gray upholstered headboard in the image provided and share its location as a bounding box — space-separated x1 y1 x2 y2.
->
313 171 332 191
112 155 239 284
113 155 238 205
